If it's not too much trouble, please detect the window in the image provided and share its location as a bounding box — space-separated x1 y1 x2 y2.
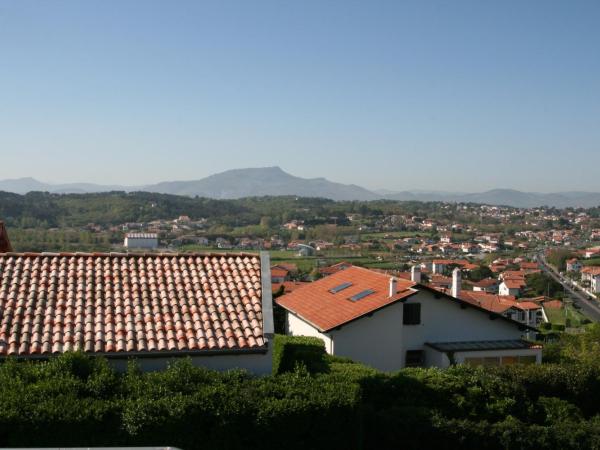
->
403 303 421 325
465 356 500 367
405 350 424 367
501 356 518 365
349 289 376 302
329 282 352 294
465 355 537 367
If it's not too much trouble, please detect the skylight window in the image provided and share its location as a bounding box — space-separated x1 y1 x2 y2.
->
329 282 353 294
349 289 376 302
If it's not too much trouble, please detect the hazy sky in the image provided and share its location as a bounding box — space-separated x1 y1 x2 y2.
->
1 1 599 192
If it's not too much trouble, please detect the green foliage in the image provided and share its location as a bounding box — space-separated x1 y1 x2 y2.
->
467 266 494 282
272 334 328 375
526 272 564 298
4 328 600 449
546 249 574 271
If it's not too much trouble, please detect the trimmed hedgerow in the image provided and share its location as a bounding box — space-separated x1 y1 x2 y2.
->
4 327 600 450
272 334 328 375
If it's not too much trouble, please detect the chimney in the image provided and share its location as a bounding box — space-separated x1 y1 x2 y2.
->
389 277 398 298
411 265 421 283
0 221 12 253
451 267 461 298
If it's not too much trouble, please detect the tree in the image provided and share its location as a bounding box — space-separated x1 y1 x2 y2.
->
526 272 563 297
467 266 493 282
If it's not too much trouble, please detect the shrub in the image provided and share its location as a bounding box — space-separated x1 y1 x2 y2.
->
540 322 552 330
552 324 566 332
272 334 328 375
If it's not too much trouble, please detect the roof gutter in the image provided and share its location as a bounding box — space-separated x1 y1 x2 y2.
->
0 345 270 361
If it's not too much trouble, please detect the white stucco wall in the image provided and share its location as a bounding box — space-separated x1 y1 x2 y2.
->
401 290 526 358
106 342 273 375
124 237 158 249
284 289 532 372
286 313 333 354
328 301 405 372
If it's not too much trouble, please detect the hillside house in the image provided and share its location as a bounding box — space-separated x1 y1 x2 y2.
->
271 266 290 284
277 266 540 371
499 278 525 297
566 258 582 273
592 275 600 294
472 278 499 294
0 250 274 374
124 233 158 250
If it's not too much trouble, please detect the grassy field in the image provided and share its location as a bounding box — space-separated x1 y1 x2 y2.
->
545 304 589 327
583 257 600 266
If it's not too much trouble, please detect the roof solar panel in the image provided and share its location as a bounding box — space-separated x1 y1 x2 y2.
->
349 289 376 302
329 282 353 294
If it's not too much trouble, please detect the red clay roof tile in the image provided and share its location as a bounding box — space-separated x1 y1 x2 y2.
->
276 266 417 331
0 252 266 356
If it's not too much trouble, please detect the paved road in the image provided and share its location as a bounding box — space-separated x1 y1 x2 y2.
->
536 254 600 322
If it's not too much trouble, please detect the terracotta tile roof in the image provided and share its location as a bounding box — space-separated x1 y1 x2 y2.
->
272 281 309 294
472 278 498 288
542 300 563 309
0 252 268 357
582 266 600 275
276 266 417 332
460 291 518 314
270 267 289 278
318 261 353 275
502 279 526 289
515 301 542 311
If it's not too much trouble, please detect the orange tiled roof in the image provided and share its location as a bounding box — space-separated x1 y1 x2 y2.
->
276 266 417 332
515 301 542 310
472 278 498 288
272 281 309 294
0 252 267 356
271 267 289 278
582 266 600 275
460 291 518 314
502 278 526 289
318 261 353 275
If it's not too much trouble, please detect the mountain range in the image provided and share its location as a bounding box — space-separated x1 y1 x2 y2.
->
1 167 599 208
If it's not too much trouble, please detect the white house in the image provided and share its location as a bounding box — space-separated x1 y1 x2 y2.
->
499 279 524 297
124 232 159 250
277 265 540 371
592 274 600 294
566 258 582 273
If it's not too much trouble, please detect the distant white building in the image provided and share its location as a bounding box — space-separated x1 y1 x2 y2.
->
124 233 158 250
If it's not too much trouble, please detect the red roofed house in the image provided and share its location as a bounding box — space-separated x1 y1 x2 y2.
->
472 278 499 294
276 266 541 371
499 278 526 297
271 266 290 284
566 258 582 273
0 248 275 374
318 261 353 276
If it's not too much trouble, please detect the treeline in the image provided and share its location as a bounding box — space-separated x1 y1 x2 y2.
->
2 329 600 449
0 191 542 230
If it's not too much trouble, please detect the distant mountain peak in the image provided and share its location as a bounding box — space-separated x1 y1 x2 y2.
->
1 169 600 207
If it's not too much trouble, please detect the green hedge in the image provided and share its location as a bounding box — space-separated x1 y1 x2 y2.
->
272 334 328 375
4 333 600 450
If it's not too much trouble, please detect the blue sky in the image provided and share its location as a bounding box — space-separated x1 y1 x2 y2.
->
1 0 599 192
